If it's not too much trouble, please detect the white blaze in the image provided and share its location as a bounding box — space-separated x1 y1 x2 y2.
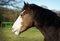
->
12 15 22 35
12 10 25 35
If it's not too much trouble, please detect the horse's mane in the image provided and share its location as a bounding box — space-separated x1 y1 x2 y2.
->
29 4 60 27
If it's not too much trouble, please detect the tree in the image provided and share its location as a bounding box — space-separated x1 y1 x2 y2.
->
0 0 10 6
0 0 24 22
0 0 23 10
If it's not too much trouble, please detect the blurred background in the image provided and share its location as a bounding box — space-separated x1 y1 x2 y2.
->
0 0 60 41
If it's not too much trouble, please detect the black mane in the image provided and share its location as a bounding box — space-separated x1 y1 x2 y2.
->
29 4 60 27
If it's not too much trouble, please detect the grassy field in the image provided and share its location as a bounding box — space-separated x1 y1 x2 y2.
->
0 27 44 41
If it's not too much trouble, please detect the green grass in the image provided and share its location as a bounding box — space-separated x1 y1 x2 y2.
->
2 22 13 24
0 27 44 41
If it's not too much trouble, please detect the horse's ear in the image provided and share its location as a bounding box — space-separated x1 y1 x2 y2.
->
26 2 30 9
24 1 27 6
24 2 30 10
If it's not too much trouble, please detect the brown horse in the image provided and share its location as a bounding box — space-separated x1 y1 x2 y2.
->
12 2 60 41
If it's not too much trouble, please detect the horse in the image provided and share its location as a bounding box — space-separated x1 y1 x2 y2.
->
12 2 60 41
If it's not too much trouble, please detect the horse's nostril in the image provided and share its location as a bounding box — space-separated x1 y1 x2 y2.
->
12 28 15 32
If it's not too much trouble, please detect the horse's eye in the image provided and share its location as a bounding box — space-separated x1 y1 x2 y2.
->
21 13 25 16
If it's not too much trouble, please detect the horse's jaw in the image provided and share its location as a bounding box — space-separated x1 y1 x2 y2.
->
12 15 22 35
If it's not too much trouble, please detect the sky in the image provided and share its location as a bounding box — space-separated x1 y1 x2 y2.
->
4 0 60 11
23 0 60 11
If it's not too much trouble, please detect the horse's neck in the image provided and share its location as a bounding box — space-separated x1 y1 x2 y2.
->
54 16 60 27
36 26 59 41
